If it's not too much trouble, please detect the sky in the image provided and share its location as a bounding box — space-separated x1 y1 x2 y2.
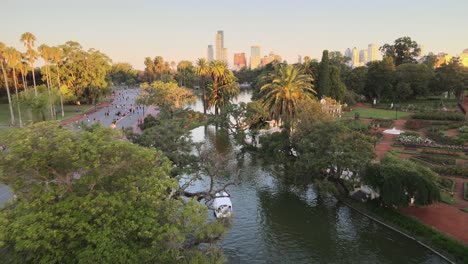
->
2 0 467 70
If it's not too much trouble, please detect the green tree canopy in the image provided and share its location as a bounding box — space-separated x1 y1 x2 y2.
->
380 36 421 66
0 122 225 263
317 50 331 98
364 153 440 207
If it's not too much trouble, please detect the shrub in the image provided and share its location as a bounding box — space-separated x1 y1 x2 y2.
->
405 119 429 130
419 154 456 166
426 130 462 146
459 126 468 134
370 118 394 128
429 165 468 178
421 149 460 157
438 178 456 191
411 111 465 121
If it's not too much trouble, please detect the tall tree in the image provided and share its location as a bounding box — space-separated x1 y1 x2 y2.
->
38 44 55 118
329 66 346 102
260 63 316 125
431 60 468 100
0 42 15 126
4 47 23 127
345 66 368 95
380 36 421 66
154 56 164 81
144 57 155 82
208 60 231 115
195 58 210 115
364 56 396 101
317 50 331 98
50 46 65 117
20 32 38 95
395 63 432 100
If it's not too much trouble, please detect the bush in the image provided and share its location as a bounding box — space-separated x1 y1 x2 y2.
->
429 165 468 178
343 120 370 133
405 119 429 130
438 178 456 192
426 130 462 146
459 126 468 134
370 118 394 128
419 153 456 166
421 149 459 157
411 111 465 121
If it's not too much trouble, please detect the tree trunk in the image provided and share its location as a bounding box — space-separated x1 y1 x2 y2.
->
202 76 207 115
12 68 23 127
56 65 64 117
45 64 54 119
1 62 15 125
31 62 37 96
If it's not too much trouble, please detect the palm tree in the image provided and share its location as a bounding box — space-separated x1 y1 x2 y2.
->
0 42 15 126
195 58 210 115
154 56 164 81
208 60 232 115
4 47 23 127
50 46 65 117
38 44 55 119
20 32 38 96
260 64 316 126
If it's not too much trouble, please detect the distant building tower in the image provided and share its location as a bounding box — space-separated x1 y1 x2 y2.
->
223 48 228 63
352 47 359 67
215 31 224 61
207 45 214 62
344 48 352 59
298 55 302 64
359 50 368 65
460 48 468 67
233 53 246 70
368 43 378 62
250 45 261 69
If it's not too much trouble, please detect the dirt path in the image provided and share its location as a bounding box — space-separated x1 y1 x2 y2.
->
374 117 409 160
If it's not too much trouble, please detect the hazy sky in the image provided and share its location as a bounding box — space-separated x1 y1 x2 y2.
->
2 0 467 70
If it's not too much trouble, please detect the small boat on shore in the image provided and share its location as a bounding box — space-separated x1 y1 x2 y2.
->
212 191 233 218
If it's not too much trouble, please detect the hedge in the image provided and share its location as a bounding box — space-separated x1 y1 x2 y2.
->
411 111 466 121
438 178 456 192
370 118 394 128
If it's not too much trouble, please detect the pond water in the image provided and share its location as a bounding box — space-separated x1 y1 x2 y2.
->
186 90 446 264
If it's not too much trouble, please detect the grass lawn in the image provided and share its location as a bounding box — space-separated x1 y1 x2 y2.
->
0 104 93 128
343 108 411 119
440 192 458 205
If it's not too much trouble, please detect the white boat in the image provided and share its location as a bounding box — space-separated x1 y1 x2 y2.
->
212 191 233 218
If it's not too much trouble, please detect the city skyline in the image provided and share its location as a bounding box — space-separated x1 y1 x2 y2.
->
1 0 467 70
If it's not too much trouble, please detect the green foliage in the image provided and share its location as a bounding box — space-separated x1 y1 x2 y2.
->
317 50 331 98
440 192 457 204
369 204 468 263
107 62 138 86
176 60 197 88
259 131 292 161
395 63 432 100
364 56 395 101
294 121 375 180
379 36 421 66
364 153 440 207
431 60 468 100
329 66 346 102
345 66 368 95
411 111 465 121
260 63 316 125
0 122 226 263
370 118 394 128
137 81 196 115
437 177 456 192
343 108 411 119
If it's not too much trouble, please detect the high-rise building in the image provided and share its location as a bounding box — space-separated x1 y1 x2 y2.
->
298 55 302 64
460 48 468 67
261 52 282 67
352 47 359 67
207 45 214 62
250 45 261 69
233 53 247 70
223 48 228 64
368 43 378 62
215 30 224 61
359 50 368 65
344 48 352 59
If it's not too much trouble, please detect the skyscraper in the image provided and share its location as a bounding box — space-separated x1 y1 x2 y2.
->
359 50 368 65
352 47 359 67
215 31 224 61
250 45 261 69
298 55 302 64
207 45 214 62
344 48 352 59
223 48 228 64
233 53 246 70
368 43 378 62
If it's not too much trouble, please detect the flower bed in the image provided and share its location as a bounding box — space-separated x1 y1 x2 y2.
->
370 118 394 128
438 178 456 192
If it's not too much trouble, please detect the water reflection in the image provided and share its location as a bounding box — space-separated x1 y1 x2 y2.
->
186 90 446 264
